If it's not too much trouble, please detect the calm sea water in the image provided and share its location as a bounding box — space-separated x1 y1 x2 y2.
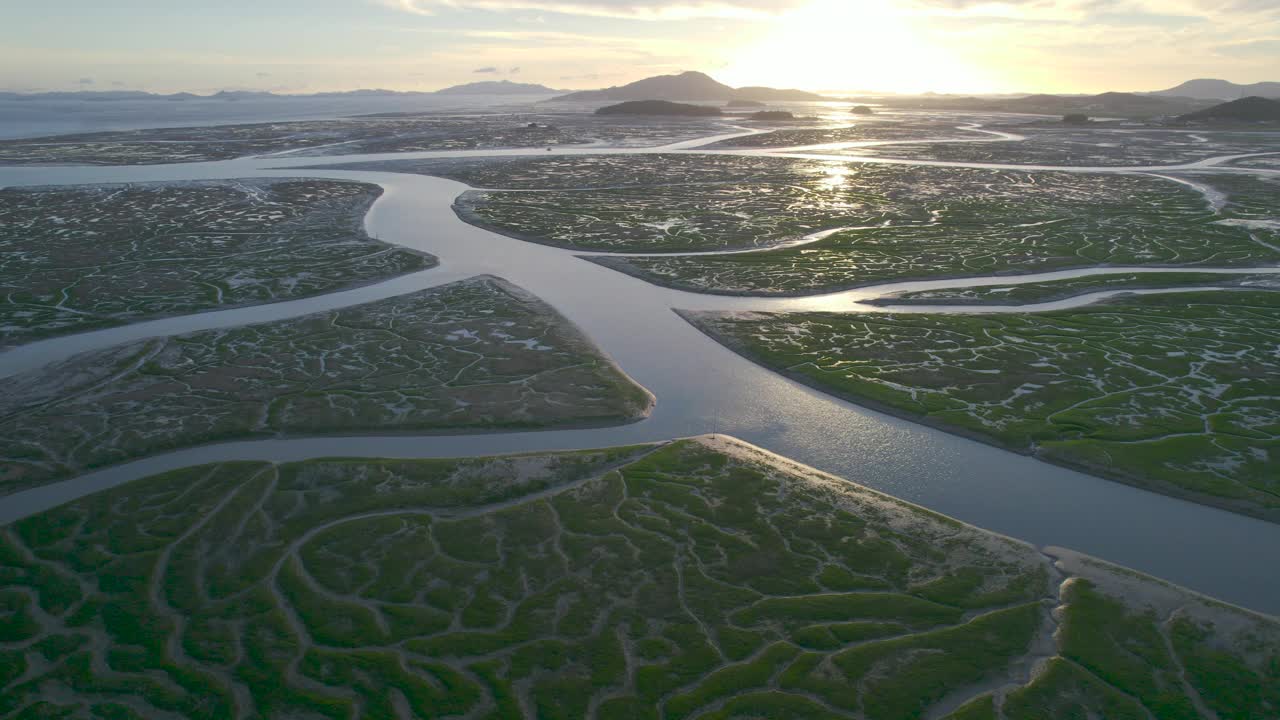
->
0 94 556 140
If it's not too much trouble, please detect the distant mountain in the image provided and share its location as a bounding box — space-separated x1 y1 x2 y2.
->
1155 78 1280 100
434 80 560 95
0 90 204 102
998 92 1194 115
595 100 721 117
552 71 823 103
310 89 414 98
877 91 1209 117
1179 96 1280 123
210 90 279 101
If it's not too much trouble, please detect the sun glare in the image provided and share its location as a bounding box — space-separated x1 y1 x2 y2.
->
719 0 994 94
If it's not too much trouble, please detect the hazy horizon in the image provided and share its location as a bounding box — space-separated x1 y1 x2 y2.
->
1 71 1274 99
3 1 1278 96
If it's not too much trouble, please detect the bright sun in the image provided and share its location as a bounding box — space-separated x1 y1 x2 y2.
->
718 0 994 94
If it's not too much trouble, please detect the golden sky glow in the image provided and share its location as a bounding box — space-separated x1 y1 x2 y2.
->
719 1 997 93
1 0 1277 93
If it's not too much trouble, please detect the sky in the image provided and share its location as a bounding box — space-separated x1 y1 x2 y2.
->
2 0 1278 95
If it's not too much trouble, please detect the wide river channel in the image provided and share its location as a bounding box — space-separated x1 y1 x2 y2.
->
3 134 1280 615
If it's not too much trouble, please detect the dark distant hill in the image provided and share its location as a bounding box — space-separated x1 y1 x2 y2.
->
434 80 560 95
1086 92 1187 112
553 71 822 103
1155 78 1280 100
594 100 722 117
1006 93 1063 107
1179 96 1280 123
1002 92 1194 115
877 91 1208 117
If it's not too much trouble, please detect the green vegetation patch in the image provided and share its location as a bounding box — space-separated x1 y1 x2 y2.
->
325 153 812 191
332 154 1280 263
589 168 1277 290
1227 154 1280 170
452 178 868 252
0 116 574 166
0 179 435 348
426 154 863 253
0 436 1056 719
991 575 1280 720
866 272 1279 306
0 113 730 165
0 276 651 497
1176 171 1280 225
2 436 1276 717
684 290 1280 520
849 127 1280 167
707 115 997 149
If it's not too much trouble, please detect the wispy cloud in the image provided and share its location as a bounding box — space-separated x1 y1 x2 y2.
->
378 0 800 20
473 65 499 72
1215 37 1280 57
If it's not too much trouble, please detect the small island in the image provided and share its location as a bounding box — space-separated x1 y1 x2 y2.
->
1178 96 1280 124
594 99 723 116
851 105 875 115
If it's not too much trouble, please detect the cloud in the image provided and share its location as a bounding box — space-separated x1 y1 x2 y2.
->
379 0 802 20
439 28 669 54
77 77 94 85
111 80 126 87
1084 11 1205 27
453 29 625 41
912 0 1040 7
471 65 524 75
256 71 272 77
1215 37 1280 57
1187 0 1280 14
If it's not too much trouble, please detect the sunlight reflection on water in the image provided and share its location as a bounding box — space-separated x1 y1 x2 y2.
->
2 151 1280 614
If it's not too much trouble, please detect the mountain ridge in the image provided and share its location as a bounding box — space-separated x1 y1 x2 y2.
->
550 71 823 103
1154 78 1280 100
434 80 561 95
874 90 1211 117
